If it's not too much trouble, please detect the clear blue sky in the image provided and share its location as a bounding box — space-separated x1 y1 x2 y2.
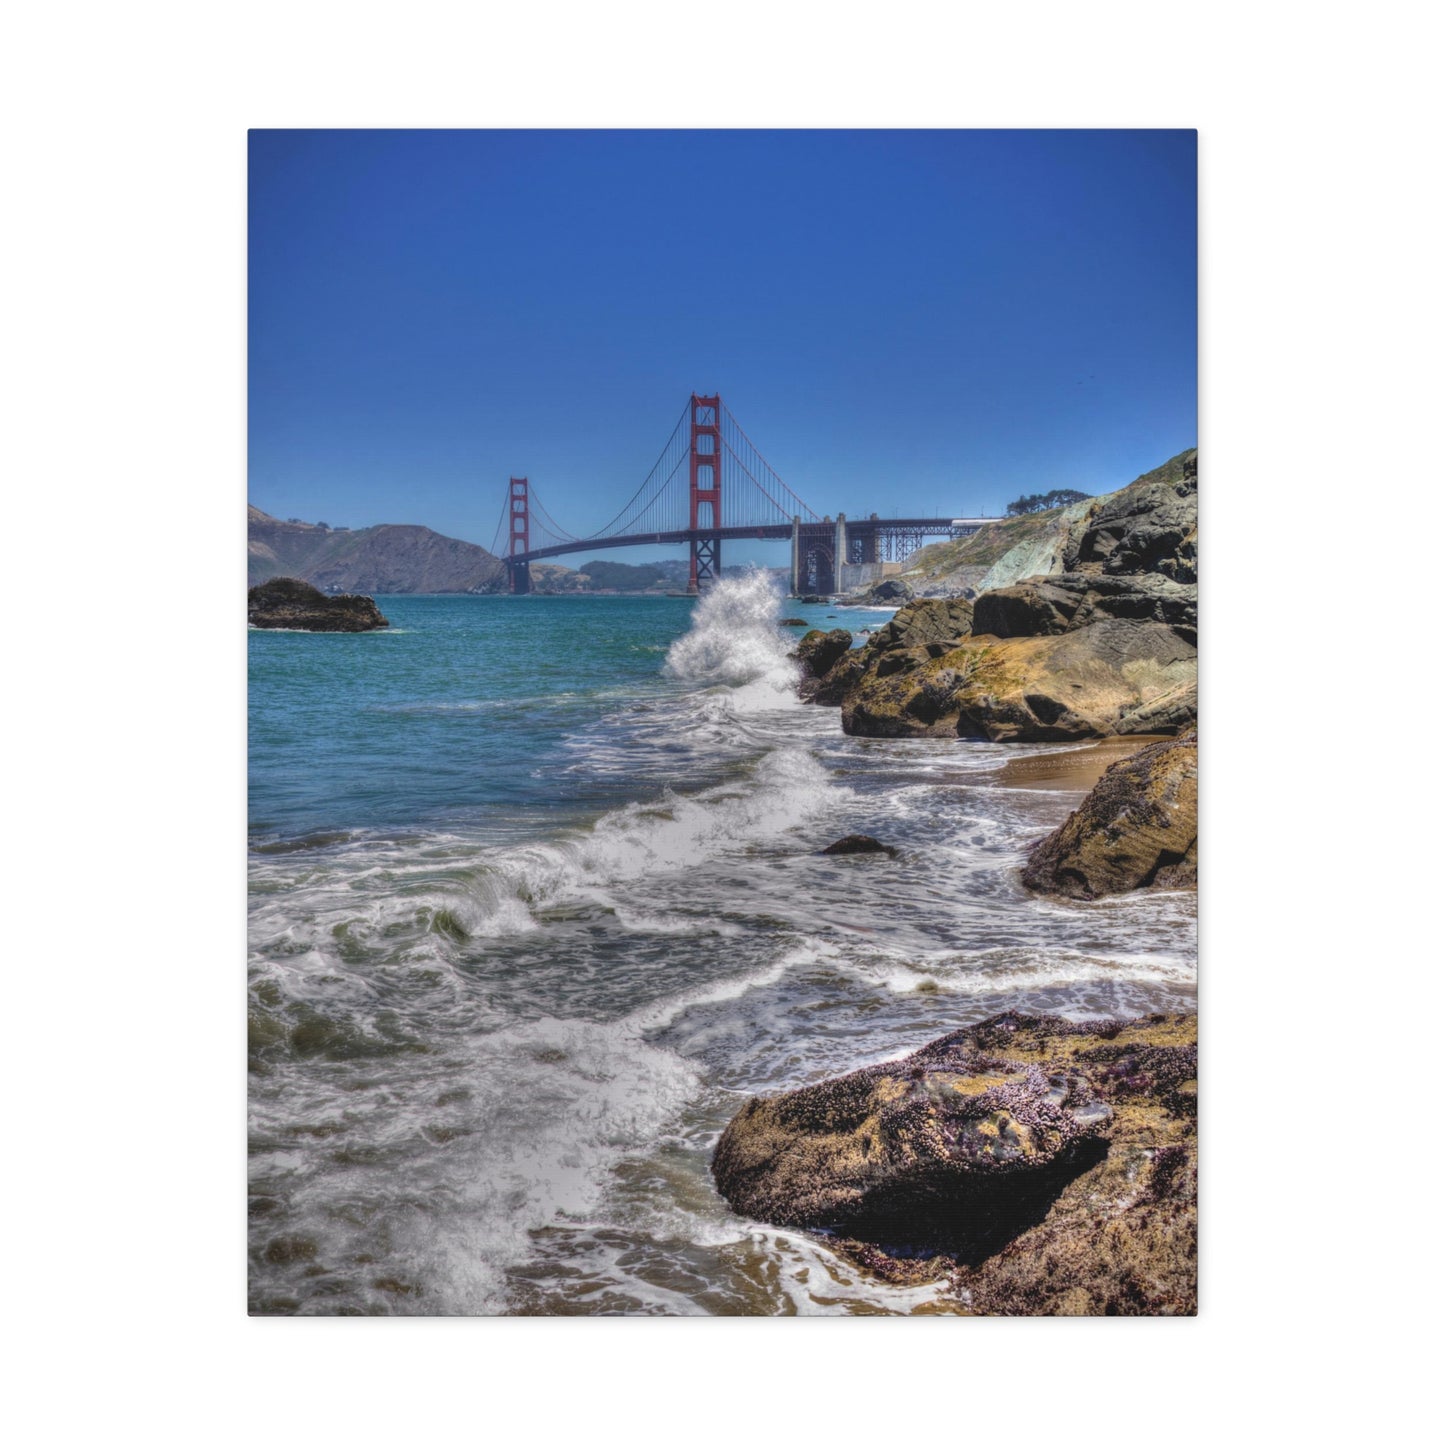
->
249 130 1196 567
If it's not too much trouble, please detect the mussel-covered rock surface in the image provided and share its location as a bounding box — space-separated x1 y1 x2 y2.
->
712 1011 1197 1315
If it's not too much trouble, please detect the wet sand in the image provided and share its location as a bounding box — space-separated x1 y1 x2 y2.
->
999 735 1174 792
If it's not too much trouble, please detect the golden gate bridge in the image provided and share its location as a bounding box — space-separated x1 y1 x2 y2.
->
490 394 995 596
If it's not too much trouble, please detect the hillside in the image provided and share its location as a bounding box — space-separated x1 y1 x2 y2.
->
248 507 507 594
880 449 1197 598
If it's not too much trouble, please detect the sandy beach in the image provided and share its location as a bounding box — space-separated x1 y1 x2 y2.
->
999 735 1175 792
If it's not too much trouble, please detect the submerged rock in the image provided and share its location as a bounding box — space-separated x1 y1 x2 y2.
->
1023 732 1198 898
248 577 390 632
712 1012 1197 1315
819 834 898 858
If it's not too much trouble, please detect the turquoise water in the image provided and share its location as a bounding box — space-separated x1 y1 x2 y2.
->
248 577 1196 1315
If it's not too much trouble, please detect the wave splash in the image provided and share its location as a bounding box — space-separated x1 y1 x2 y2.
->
664 571 799 702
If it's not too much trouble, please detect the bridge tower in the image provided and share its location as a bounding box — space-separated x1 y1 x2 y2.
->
688 393 722 593
507 476 531 595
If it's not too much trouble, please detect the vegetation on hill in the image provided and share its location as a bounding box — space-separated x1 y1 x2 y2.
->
576 559 671 590
1005 488 1091 516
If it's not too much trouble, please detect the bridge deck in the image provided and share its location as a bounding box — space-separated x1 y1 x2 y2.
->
511 517 988 565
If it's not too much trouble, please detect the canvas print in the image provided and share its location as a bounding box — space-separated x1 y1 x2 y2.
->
248 129 1198 1316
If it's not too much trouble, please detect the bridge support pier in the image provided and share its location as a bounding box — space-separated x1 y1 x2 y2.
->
790 516 801 596
507 558 531 595
835 514 847 594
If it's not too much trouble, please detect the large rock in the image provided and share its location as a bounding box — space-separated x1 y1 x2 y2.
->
1023 733 1198 898
972 572 1197 642
1062 449 1197 582
868 597 974 651
798 599 976 707
713 1012 1197 1314
842 618 1196 741
713 1021 1113 1241
866 577 914 603
792 628 853 679
802 648 868 705
248 577 390 632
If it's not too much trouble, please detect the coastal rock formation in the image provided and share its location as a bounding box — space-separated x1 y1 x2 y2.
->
822 456 1197 741
870 597 975 651
842 618 1197 741
248 577 390 632
971 572 1196 643
713 1011 1197 1315
1062 449 1198 583
803 649 869 705
793 628 863 704
1022 733 1198 898
864 448 1197 600
866 578 914 603
793 628 853 679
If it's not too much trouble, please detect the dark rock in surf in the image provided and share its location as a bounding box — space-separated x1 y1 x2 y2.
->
248 577 390 633
711 1011 1198 1315
792 628 853 680
819 834 898 858
804 648 868 705
712 1015 1113 1242
867 577 914 602
1022 732 1198 899
779 617 808 626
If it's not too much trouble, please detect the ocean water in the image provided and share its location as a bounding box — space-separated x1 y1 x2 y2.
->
248 574 1197 1315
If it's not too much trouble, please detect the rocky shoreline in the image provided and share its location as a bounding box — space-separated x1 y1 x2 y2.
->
726 450 1200 1313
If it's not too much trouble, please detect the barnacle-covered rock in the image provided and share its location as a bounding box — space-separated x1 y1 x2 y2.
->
712 1025 1112 1245
712 1012 1198 1315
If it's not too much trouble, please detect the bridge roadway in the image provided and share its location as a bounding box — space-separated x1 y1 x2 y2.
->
508 516 998 595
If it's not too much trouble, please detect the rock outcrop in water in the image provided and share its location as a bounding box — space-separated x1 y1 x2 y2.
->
712 1011 1197 1315
793 628 853 679
1022 732 1198 898
248 577 390 632
806 453 1197 742
793 627 862 704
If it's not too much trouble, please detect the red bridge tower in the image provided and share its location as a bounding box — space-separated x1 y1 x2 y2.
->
688 394 722 593
507 476 531 594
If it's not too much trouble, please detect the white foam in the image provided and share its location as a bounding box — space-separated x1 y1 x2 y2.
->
664 571 800 705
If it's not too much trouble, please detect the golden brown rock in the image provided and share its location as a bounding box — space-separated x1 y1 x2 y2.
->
842 618 1196 741
1022 732 1198 898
